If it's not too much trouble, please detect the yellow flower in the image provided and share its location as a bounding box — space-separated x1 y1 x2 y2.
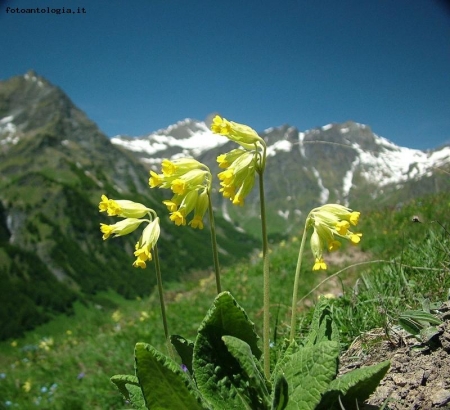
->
307 204 362 270
161 159 177 176
99 195 151 218
162 158 203 176
213 116 266 206
335 220 350 235
100 218 144 240
319 204 360 226
189 189 209 229
349 212 360 225
217 150 257 206
23 380 32 393
217 149 247 169
328 240 341 252
162 200 178 212
313 258 327 271
170 211 186 226
39 337 54 351
219 185 235 199
211 115 263 149
132 217 160 269
112 310 122 322
189 215 204 229
149 171 164 188
140 311 150 322
218 169 234 185
150 158 212 229
171 178 187 194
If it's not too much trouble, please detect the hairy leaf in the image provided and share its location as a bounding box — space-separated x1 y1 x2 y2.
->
318 360 390 409
193 291 262 409
222 335 271 408
110 374 145 409
282 341 340 410
135 342 207 410
304 297 339 347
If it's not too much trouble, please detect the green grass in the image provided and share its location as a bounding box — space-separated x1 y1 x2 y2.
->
0 192 449 409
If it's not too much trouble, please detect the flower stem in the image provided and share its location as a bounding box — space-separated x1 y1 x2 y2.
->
207 191 222 294
153 245 174 359
258 169 270 379
289 222 308 342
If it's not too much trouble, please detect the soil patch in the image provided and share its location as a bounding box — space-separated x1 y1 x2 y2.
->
339 302 450 409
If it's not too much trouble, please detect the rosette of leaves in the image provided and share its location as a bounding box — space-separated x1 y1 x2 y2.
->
111 293 390 410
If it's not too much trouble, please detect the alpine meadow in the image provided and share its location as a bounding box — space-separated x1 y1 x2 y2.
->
0 72 449 409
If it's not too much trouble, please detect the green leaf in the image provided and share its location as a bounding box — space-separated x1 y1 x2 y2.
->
193 291 262 409
135 342 207 410
171 334 194 374
399 310 442 336
282 341 340 410
420 326 441 344
271 340 299 383
401 310 442 326
398 315 422 336
272 374 289 410
318 360 390 409
304 297 339 347
222 335 271 408
110 374 146 409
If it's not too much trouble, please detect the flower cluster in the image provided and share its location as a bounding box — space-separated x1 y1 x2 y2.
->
149 158 211 229
211 115 266 206
307 204 362 271
99 195 160 269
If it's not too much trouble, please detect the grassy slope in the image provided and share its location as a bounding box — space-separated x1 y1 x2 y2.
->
0 192 449 409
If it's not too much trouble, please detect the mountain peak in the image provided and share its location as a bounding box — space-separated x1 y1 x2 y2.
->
0 72 110 152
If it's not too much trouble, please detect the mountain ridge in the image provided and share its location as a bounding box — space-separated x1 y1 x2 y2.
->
112 117 450 235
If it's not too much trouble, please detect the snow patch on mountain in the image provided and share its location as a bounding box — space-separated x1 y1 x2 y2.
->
298 132 306 157
0 115 19 145
267 140 292 157
112 120 227 158
352 138 450 186
342 157 360 205
311 167 330 203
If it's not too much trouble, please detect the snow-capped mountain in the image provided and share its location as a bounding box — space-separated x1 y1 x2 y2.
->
111 118 228 165
112 118 450 235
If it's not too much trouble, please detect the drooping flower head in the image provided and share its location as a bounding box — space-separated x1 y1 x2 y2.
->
211 115 266 206
149 158 212 229
133 217 160 269
306 204 362 271
98 195 160 268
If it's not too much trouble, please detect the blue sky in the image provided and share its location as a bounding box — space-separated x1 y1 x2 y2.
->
1 0 449 150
